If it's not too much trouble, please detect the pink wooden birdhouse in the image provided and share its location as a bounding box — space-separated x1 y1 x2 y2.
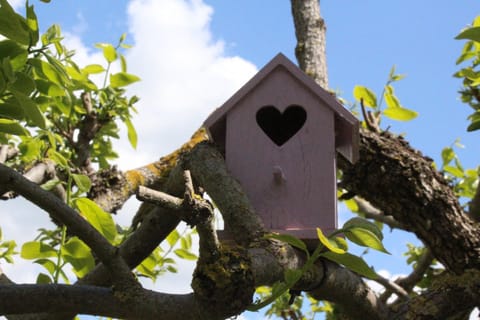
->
203 53 359 239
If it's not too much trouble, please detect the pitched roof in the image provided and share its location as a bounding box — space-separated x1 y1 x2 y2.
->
203 53 359 163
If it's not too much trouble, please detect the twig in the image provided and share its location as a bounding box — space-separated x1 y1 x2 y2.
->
396 248 434 292
360 98 381 133
374 274 409 301
355 197 406 230
137 170 220 262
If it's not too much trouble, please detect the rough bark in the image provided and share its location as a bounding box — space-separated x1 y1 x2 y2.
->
339 130 480 273
291 0 328 88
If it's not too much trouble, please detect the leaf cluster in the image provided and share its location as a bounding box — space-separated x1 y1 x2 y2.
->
455 15 480 131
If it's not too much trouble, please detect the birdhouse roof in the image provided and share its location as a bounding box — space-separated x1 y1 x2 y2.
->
203 53 359 163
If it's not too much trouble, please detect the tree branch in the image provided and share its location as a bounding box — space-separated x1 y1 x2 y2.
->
291 0 328 88
339 130 480 273
355 197 407 231
0 163 137 289
0 145 18 164
89 128 208 213
392 270 480 319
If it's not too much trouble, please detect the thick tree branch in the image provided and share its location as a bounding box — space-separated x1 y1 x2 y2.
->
309 260 389 320
339 130 480 273
392 270 480 320
187 141 266 246
89 128 208 213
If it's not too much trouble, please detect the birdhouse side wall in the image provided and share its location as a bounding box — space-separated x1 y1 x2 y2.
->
224 66 337 238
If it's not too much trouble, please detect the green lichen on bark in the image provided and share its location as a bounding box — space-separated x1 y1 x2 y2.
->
191 245 254 317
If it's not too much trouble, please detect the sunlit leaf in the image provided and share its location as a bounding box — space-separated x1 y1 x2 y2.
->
110 72 140 88
383 107 418 121
166 229 180 247
345 228 390 254
343 217 383 241
72 174 92 193
125 117 137 149
174 248 197 260
75 198 117 243
21 241 56 259
96 43 117 63
62 237 95 277
353 85 377 108
317 228 345 254
82 64 105 75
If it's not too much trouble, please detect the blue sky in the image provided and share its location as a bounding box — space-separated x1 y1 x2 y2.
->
2 1 480 319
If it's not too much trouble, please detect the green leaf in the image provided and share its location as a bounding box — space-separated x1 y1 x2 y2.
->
62 237 95 277
0 40 28 70
264 233 308 254
36 273 52 284
0 0 30 46
441 147 455 166
82 64 105 75
174 248 197 260
317 228 345 254
40 178 61 191
345 228 390 254
110 72 141 88
383 107 418 121
284 268 302 285
456 26 480 42
11 91 46 128
444 165 465 178
72 174 91 193
75 198 117 243
35 79 65 96
21 241 57 259
353 85 377 108
29 58 63 86
321 251 378 279
26 2 39 45
166 229 180 247
384 92 401 109
47 149 68 167
125 117 137 149
120 54 127 73
10 72 36 95
467 120 480 132
34 258 56 275
0 118 29 136
343 217 383 241
96 43 117 63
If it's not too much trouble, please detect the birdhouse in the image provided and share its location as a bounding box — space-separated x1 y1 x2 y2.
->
203 53 359 239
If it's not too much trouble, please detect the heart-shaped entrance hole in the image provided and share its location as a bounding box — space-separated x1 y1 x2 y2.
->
256 105 307 146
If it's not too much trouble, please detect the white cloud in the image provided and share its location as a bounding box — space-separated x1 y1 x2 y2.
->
113 0 257 169
8 0 25 10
